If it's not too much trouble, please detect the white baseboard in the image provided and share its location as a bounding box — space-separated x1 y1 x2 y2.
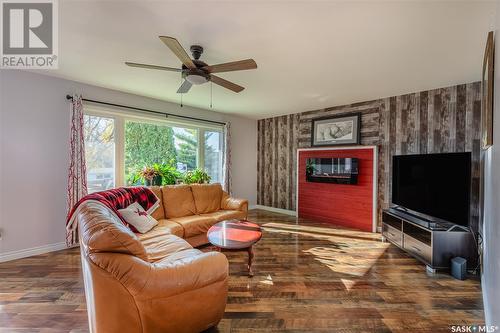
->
250 204 297 217
0 242 68 263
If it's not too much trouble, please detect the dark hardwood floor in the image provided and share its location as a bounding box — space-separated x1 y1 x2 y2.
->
0 210 484 332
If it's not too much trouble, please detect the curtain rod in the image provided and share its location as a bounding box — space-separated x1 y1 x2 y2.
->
65 95 227 126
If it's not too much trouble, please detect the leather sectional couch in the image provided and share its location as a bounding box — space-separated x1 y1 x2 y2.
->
76 183 248 332
147 183 248 247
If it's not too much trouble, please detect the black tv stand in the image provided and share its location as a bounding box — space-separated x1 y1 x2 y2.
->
382 208 475 272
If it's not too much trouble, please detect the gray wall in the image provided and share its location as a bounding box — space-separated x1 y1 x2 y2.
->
481 0 500 326
0 71 257 257
257 82 482 231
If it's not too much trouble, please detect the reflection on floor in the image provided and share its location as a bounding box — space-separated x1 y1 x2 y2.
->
0 209 484 332
262 221 390 288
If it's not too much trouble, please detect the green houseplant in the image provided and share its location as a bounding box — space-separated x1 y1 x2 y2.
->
129 161 182 186
155 163 181 185
183 168 211 184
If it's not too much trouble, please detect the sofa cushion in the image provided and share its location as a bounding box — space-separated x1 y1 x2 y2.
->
148 186 165 220
136 220 184 243
170 215 217 238
190 183 223 214
201 210 246 222
162 185 197 218
157 219 184 237
140 233 193 262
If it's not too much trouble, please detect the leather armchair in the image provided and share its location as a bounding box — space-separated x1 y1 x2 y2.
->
78 201 228 333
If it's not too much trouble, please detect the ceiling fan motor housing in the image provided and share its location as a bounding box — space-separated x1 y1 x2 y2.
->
182 46 210 85
190 45 204 60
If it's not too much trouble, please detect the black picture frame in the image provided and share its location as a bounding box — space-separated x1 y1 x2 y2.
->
311 113 361 147
481 31 494 150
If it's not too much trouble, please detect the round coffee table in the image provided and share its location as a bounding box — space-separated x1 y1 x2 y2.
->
207 219 262 277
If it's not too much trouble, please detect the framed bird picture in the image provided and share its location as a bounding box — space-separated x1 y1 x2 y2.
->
311 113 361 147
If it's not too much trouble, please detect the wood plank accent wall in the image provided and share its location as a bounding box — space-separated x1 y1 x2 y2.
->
257 82 482 231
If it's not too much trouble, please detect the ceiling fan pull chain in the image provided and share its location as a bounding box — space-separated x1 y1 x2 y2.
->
210 81 213 108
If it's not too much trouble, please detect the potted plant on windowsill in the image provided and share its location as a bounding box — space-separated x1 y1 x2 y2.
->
129 161 182 186
139 166 161 186
155 163 181 185
183 168 211 184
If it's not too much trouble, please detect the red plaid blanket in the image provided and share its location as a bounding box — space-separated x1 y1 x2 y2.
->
66 187 159 246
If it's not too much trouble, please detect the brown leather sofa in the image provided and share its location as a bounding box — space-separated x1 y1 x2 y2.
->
76 184 247 333
147 183 248 247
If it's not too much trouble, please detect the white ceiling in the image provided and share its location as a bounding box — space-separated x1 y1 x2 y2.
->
39 1 494 119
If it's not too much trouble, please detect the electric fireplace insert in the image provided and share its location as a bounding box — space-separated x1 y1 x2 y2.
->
306 157 359 184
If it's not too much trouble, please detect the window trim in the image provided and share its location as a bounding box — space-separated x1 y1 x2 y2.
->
84 104 224 187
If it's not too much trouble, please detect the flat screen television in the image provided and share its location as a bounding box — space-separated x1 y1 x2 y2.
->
392 152 471 227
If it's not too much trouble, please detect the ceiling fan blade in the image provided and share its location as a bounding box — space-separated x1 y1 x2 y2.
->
203 59 257 73
125 62 181 72
159 36 196 69
177 80 192 94
210 75 245 93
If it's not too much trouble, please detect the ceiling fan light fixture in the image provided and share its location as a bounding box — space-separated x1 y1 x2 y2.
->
126 35 257 94
186 74 208 85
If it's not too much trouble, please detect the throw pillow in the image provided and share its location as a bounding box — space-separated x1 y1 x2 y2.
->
118 202 158 234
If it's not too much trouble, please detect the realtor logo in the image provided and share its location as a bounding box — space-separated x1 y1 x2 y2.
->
1 0 58 68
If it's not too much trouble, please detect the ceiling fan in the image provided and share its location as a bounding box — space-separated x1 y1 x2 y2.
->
125 36 257 94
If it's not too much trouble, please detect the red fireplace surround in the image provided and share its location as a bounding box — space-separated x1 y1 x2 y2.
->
297 146 377 232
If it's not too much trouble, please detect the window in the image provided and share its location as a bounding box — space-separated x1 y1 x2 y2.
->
84 115 115 193
173 127 198 173
204 131 223 183
83 106 224 189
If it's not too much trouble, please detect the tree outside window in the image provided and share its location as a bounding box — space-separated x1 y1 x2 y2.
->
124 121 177 182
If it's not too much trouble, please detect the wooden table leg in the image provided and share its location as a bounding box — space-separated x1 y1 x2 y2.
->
247 246 254 277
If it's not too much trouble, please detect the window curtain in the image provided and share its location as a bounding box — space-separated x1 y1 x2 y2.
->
222 122 232 194
66 94 87 247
